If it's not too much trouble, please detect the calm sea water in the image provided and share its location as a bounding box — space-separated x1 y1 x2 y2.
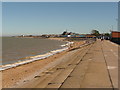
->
2 37 66 65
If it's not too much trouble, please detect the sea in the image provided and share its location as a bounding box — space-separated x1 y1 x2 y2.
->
1 37 69 70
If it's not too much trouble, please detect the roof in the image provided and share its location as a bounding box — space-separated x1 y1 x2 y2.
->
111 31 120 33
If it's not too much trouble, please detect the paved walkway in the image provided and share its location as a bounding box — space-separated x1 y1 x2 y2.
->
101 40 118 89
61 40 118 88
17 40 118 89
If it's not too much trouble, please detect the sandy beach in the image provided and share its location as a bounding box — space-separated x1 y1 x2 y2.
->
47 37 66 41
2 38 85 88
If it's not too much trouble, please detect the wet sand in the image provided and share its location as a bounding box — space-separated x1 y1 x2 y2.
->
2 40 85 88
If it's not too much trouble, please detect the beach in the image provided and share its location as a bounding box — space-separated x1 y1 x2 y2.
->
1 39 118 89
2 38 86 88
2 2 118 89
47 37 66 41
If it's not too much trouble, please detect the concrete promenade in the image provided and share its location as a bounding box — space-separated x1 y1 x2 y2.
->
17 40 118 89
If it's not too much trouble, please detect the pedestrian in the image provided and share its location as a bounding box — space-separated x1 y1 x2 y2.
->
101 37 103 41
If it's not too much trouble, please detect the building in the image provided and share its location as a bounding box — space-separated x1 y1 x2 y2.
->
111 31 120 38
111 31 120 44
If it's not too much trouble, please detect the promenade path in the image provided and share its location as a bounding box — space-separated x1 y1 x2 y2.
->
17 39 118 89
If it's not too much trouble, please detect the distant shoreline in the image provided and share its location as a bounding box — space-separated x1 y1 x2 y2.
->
47 37 66 41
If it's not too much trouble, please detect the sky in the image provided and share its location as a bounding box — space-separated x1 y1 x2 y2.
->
1 0 120 2
0 1 2 36
2 2 118 36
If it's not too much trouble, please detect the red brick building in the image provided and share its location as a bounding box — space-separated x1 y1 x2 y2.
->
111 31 120 38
